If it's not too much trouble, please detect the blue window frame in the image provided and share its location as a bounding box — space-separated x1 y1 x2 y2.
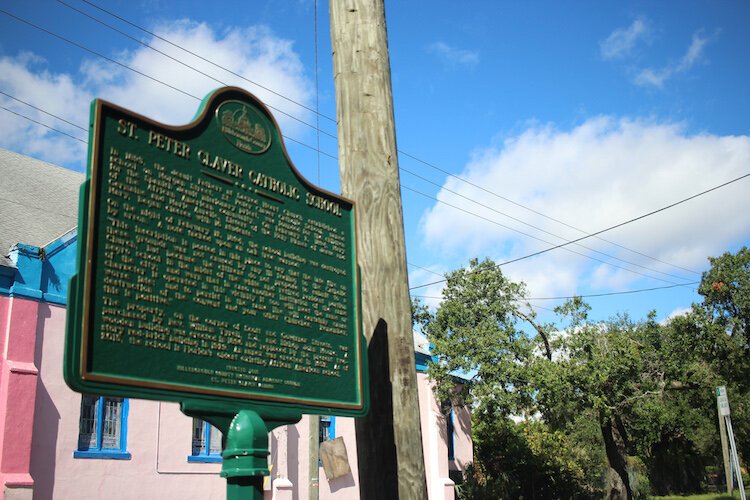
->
74 395 131 459
319 415 336 443
189 418 223 463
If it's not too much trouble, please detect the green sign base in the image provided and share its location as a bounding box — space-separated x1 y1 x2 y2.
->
180 400 301 500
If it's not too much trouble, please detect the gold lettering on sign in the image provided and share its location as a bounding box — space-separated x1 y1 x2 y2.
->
197 150 243 179
147 131 191 159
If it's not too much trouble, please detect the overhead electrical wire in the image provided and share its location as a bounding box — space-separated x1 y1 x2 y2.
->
401 165 693 282
77 0 337 125
2 3 737 289
409 172 750 290
9 1 686 285
398 150 702 276
53 0 337 139
525 281 700 300
67 0 705 280
0 8 199 100
402 183 689 287
411 280 701 303
5 90 732 299
0 105 86 143
0 8 335 162
47 1 704 280
0 90 87 132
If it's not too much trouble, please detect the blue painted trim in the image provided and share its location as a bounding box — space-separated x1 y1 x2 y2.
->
188 455 222 463
119 398 130 452
73 450 131 460
1 230 77 305
415 351 433 373
329 416 336 439
188 420 223 462
75 397 130 459
43 229 76 258
42 292 67 305
9 285 43 300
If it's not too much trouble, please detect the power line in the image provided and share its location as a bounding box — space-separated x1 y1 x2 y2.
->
401 165 693 282
0 12 337 160
403 183 689 287
525 281 700 300
0 90 87 131
5 85 720 299
0 8 199 100
408 262 445 278
411 280 701 302
42 2 709 282
409 172 750 290
4 3 736 290
57 0 707 281
0 105 86 143
70 0 683 285
79 0 338 125
54 0 337 140
398 149 702 276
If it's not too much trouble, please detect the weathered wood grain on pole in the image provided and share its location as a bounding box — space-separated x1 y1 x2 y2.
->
309 416 320 500
329 1 428 499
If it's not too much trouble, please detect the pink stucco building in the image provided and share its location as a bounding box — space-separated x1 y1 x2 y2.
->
0 148 472 500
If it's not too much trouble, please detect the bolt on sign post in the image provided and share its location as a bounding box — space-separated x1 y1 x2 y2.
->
64 87 368 500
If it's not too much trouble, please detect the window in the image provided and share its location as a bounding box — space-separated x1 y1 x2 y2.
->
74 395 130 459
189 418 223 463
319 415 335 443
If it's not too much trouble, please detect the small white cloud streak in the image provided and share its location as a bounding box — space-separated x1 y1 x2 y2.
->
600 18 650 60
0 21 312 170
677 32 710 72
635 31 712 88
418 117 750 299
428 41 480 68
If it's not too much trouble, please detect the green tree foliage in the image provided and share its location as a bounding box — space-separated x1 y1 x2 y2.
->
698 247 750 346
457 417 606 499
426 258 543 418
424 248 750 498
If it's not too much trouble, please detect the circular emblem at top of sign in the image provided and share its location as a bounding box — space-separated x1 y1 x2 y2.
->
216 100 272 154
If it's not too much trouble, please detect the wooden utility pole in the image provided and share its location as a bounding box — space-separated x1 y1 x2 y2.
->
309 416 320 500
329 1 428 499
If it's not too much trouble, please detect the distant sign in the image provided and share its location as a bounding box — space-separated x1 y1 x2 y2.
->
65 87 367 415
717 386 730 416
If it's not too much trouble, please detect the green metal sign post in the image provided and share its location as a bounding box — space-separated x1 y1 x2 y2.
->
65 87 368 499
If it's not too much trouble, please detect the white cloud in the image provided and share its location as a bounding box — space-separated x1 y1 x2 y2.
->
676 32 710 72
635 31 712 88
0 21 312 170
600 18 650 60
662 306 692 324
418 117 750 299
0 53 90 167
428 41 479 68
633 67 670 88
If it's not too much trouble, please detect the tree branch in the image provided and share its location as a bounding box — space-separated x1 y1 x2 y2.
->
517 309 552 361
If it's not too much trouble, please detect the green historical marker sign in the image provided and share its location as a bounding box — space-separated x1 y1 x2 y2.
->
65 87 367 417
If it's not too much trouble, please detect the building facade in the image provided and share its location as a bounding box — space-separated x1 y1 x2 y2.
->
0 148 472 500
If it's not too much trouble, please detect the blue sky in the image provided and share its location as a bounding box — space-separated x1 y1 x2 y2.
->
1 1 749 325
